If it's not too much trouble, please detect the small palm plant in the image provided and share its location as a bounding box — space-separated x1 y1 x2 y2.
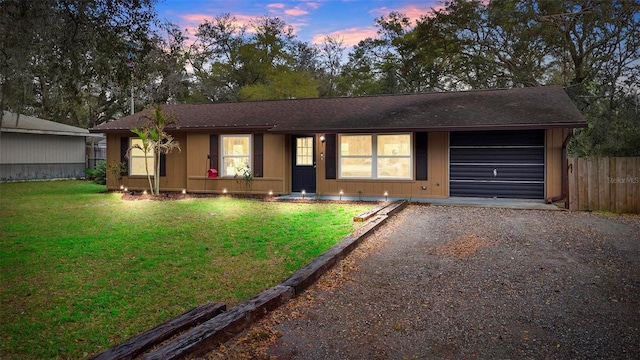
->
127 106 181 195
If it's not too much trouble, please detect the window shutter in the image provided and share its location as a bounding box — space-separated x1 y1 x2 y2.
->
325 133 336 179
415 132 428 180
253 134 263 177
120 137 129 176
209 134 219 170
159 153 166 177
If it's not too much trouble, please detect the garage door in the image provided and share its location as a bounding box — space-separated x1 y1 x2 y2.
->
450 130 544 199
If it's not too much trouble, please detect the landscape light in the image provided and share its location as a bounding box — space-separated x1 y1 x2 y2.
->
143 190 147 195
301 190 306 199
223 188 227 194
384 191 388 201
124 187 128 192
339 190 343 200
120 185 124 190
182 189 186 194
268 190 273 196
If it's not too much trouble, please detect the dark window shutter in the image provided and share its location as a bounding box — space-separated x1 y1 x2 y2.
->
209 134 219 170
415 132 428 180
253 134 263 177
325 133 336 179
159 153 166 177
120 137 129 176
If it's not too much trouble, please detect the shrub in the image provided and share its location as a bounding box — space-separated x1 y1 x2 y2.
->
93 160 107 185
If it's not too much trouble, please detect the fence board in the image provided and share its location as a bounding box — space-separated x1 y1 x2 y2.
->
568 159 577 210
568 157 640 214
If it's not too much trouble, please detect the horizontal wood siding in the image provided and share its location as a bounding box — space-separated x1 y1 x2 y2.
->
568 157 639 214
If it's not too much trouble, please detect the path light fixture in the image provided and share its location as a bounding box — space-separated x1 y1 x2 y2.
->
301 190 306 199
182 189 186 194
268 190 273 196
384 191 388 201
339 190 343 200
124 187 128 192
143 190 147 195
223 188 227 194
120 185 124 190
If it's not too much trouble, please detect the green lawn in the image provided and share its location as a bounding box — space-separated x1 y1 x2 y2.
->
0 181 372 359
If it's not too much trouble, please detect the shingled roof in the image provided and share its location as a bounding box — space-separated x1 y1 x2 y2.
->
90 86 585 134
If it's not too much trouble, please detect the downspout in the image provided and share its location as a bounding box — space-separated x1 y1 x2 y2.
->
546 130 573 204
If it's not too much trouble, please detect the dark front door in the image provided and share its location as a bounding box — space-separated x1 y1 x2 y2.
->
292 135 316 192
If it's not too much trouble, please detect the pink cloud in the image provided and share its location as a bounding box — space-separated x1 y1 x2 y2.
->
266 3 285 9
306 2 322 10
311 26 378 47
370 3 444 24
285 7 309 16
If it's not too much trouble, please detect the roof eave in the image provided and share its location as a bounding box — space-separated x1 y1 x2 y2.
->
269 122 588 134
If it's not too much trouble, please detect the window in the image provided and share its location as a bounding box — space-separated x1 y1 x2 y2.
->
129 138 155 176
221 135 251 176
296 137 314 166
339 134 412 179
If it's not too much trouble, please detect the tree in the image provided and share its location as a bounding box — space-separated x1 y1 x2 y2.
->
1 0 190 128
127 106 181 195
190 14 320 101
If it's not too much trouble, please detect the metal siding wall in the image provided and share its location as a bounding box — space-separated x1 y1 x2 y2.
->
1 132 86 181
1 132 85 164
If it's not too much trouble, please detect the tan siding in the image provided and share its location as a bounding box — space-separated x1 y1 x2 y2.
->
545 128 565 200
184 132 288 194
315 131 450 199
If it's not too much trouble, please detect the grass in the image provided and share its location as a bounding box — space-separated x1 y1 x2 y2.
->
0 181 372 359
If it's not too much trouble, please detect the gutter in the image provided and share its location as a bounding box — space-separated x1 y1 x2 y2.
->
546 130 573 204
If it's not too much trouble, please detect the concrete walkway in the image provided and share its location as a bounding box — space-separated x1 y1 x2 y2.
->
277 193 562 211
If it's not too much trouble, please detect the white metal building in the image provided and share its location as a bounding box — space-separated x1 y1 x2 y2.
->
1 111 100 181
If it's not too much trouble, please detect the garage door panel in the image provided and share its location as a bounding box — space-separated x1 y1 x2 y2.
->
450 164 544 181
450 181 545 199
449 130 545 199
450 148 544 164
450 130 545 147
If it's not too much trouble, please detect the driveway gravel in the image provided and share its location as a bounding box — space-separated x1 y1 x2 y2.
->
205 205 640 359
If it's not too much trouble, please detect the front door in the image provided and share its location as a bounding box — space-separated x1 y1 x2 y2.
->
292 135 316 192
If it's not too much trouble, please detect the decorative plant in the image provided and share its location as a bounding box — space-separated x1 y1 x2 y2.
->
234 165 254 194
126 106 181 195
107 162 127 187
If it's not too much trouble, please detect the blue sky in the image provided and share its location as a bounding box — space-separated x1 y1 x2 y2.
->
155 0 443 47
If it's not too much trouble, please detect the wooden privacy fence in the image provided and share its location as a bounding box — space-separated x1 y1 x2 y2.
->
568 157 640 214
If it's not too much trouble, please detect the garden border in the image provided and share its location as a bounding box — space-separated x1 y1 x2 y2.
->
90 200 407 359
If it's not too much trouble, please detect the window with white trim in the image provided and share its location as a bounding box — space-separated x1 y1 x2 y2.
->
221 134 251 176
339 134 412 179
130 138 155 176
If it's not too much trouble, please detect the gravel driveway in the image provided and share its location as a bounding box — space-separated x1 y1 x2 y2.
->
207 205 640 359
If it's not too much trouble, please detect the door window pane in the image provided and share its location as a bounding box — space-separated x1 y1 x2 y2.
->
296 137 313 166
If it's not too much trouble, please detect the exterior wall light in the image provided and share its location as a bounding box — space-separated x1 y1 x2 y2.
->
319 135 325 143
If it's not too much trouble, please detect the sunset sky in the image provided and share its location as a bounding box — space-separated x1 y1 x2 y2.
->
155 0 443 47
